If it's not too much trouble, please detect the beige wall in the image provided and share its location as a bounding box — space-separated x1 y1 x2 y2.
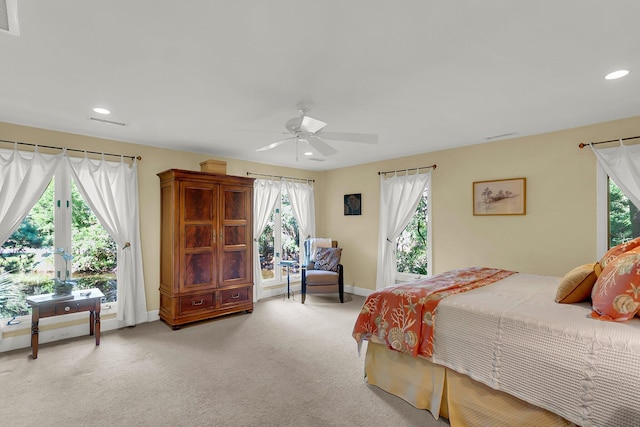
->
321 115 640 291
3 114 640 307
0 122 322 312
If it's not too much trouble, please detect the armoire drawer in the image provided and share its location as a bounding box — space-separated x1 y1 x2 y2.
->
219 287 251 306
178 293 215 314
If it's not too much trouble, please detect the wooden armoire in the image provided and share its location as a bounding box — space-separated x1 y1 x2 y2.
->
157 169 254 329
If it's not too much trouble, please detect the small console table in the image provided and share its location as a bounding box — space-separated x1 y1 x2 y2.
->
27 288 104 359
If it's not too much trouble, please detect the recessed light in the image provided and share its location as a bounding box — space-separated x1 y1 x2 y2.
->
92 107 111 115
304 152 313 156
605 70 629 80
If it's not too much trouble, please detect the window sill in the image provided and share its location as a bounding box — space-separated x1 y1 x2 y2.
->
395 272 428 284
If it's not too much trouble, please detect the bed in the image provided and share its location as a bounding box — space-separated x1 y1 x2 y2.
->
353 267 640 427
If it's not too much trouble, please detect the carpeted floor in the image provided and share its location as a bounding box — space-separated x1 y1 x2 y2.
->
0 293 449 427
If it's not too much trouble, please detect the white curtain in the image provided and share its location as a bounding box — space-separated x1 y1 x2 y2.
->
591 142 640 209
284 179 316 241
252 179 281 300
67 155 147 326
376 170 431 289
0 147 63 245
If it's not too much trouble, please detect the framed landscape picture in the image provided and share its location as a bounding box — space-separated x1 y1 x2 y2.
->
473 177 526 216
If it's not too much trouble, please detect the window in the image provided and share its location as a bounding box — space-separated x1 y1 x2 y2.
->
258 187 301 285
0 170 116 320
608 177 640 248
396 188 430 280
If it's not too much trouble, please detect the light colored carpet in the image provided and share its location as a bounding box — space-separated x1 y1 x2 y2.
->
0 293 449 427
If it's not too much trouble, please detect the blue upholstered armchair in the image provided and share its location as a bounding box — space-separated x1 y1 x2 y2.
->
301 238 344 304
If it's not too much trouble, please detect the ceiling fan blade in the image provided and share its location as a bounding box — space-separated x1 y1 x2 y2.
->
300 116 327 134
256 137 295 151
317 131 378 144
308 136 338 157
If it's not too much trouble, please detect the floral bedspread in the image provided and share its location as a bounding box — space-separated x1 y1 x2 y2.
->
352 267 517 358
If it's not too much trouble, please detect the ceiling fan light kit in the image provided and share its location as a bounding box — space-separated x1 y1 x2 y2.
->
256 105 378 159
285 115 327 134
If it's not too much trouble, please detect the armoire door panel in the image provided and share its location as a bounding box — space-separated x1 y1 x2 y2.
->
185 224 213 249
184 186 215 221
221 251 248 284
223 225 246 246
184 253 214 290
223 189 247 221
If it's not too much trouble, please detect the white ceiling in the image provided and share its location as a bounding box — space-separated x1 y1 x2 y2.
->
1 1 639 171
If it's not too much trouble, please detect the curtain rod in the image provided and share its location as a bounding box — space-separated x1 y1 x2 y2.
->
378 164 437 175
578 136 640 148
0 139 142 161
246 171 315 183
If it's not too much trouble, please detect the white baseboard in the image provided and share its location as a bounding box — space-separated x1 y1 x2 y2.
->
256 282 374 301
345 284 375 298
0 285 375 354
0 309 160 354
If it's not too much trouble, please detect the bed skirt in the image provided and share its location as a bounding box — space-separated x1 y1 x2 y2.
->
365 342 575 426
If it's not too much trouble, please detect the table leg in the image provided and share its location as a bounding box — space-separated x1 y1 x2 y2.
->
90 310 95 336
95 305 101 346
31 307 40 359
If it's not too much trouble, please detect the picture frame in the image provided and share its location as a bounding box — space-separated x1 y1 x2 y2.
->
473 177 526 216
344 193 362 216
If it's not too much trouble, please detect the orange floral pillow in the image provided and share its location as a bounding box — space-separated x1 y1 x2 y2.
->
599 236 640 269
591 248 640 321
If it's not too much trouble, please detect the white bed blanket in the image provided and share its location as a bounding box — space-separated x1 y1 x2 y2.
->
432 273 640 427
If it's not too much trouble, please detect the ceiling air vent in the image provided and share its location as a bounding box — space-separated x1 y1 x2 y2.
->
0 0 19 36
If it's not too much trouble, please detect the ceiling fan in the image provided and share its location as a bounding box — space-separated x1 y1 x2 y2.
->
256 104 378 157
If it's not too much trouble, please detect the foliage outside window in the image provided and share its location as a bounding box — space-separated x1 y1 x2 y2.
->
0 179 117 320
396 189 429 276
258 189 300 284
609 178 640 248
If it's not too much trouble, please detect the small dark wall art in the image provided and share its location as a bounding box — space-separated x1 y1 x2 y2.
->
344 193 362 216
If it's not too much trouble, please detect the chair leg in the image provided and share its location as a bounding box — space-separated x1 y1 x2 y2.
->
338 265 344 303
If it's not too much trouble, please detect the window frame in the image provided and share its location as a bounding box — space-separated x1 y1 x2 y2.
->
259 188 301 287
0 153 118 323
394 185 432 283
54 162 72 281
596 163 610 259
